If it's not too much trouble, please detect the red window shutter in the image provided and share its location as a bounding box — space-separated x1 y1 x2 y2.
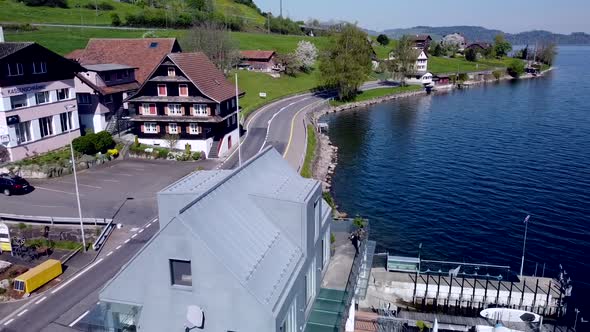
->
207 106 211 116
158 85 166 96
150 104 156 115
156 124 160 134
164 106 168 115
181 106 185 116
186 124 191 134
141 124 145 133
165 125 169 134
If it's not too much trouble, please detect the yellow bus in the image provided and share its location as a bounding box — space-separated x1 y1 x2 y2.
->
13 259 62 294
0 222 11 252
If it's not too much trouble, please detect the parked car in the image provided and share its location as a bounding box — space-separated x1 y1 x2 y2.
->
0 174 31 196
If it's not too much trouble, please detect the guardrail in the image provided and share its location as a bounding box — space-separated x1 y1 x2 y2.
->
92 219 116 251
0 213 111 226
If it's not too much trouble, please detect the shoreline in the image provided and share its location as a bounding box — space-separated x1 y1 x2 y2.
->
308 68 553 213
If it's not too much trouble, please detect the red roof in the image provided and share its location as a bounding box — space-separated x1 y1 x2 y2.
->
65 48 85 61
67 38 181 84
240 50 276 61
168 52 238 103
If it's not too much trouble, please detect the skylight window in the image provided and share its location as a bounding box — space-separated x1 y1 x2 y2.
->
149 42 159 48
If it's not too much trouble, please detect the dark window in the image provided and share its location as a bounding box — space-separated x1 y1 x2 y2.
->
10 95 28 109
57 88 69 101
77 93 91 104
170 259 192 286
149 42 159 48
39 116 53 138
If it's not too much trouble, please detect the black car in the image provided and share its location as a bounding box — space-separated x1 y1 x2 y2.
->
0 174 31 196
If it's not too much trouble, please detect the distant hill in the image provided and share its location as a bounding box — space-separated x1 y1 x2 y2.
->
369 26 590 45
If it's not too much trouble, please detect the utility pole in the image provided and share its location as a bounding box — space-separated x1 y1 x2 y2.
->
280 0 283 18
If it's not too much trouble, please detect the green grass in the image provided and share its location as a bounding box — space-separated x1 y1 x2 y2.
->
26 238 83 250
12 147 74 167
0 0 140 26
300 124 316 178
329 85 422 106
235 69 321 118
428 56 513 74
232 31 330 54
216 0 265 27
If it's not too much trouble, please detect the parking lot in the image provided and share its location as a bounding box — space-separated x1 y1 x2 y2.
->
0 159 214 227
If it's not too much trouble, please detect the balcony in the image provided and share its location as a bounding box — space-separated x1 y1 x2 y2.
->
305 219 375 332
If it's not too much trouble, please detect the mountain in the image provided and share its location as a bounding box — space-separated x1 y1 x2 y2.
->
369 26 590 45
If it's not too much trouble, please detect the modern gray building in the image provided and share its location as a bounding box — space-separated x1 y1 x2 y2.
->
97 147 332 331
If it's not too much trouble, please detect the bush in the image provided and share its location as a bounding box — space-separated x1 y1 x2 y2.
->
157 148 169 159
134 135 139 147
72 135 97 155
22 0 68 8
507 59 525 78
0 287 6 295
322 191 335 208
84 2 114 10
465 48 477 62
191 152 201 160
111 13 121 27
18 222 27 230
95 131 116 153
107 149 119 158
457 73 469 82
492 70 503 80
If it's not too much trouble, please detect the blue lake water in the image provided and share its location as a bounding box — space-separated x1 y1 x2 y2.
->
324 46 590 317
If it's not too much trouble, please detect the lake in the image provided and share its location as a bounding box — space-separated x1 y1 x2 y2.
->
324 46 590 318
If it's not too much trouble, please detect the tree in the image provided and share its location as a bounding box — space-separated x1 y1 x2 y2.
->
376 34 389 46
535 42 557 66
514 46 529 60
389 36 416 86
318 24 373 100
465 48 477 62
181 22 240 74
276 53 299 76
432 43 443 57
507 59 525 78
164 134 180 149
492 70 503 80
294 40 318 72
0 145 9 163
111 13 121 27
493 34 512 57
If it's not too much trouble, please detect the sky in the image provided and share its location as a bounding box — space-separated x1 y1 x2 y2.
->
253 0 589 34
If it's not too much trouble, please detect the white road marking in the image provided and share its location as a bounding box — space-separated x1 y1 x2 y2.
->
3 318 14 326
145 223 151 228
124 239 130 244
131 234 137 239
56 181 102 189
115 245 122 250
130 228 139 232
110 172 133 177
17 309 28 317
69 310 90 327
101 179 119 183
106 251 113 257
34 186 78 195
35 296 47 305
51 258 104 294
138 229 144 233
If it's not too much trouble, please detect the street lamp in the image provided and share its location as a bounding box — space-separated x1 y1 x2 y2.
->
519 215 531 279
418 242 422 274
64 104 86 252
574 308 580 331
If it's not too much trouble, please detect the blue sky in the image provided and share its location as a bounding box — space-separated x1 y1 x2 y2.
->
253 0 589 34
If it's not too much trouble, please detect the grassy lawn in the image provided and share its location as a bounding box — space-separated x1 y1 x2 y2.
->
329 85 422 106
0 0 140 26
235 69 321 119
216 0 265 27
26 238 83 250
300 124 316 178
231 31 330 54
429 56 512 74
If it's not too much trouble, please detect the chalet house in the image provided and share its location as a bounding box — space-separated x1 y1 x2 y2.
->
465 42 492 54
409 34 432 50
406 72 433 86
95 147 333 332
442 33 467 50
239 50 279 72
66 38 181 134
387 49 428 73
0 42 83 161
128 52 241 159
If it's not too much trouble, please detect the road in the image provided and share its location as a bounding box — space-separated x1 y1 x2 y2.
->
0 81 392 331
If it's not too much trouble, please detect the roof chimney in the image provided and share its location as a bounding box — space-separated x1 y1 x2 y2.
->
0 26 4 43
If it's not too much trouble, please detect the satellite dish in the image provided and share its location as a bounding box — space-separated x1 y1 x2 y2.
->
186 305 204 329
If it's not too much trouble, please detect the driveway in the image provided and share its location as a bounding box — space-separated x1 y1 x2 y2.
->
0 159 213 226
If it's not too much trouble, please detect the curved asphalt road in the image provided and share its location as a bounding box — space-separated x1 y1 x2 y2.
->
0 81 394 331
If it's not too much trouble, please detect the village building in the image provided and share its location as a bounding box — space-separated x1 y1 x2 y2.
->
239 50 280 72
66 38 181 134
92 147 333 332
408 34 432 50
465 42 493 54
0 42 82 161
127 52 241 159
